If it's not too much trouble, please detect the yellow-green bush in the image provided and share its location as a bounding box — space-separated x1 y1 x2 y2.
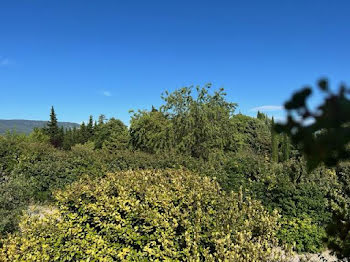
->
0 170 285 261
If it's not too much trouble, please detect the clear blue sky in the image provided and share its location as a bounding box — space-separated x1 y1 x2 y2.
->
0 0 349 124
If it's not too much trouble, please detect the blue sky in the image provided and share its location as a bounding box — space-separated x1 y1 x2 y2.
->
0 0 349 124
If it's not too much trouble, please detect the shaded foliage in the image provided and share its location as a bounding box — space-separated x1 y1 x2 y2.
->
276 79 350 258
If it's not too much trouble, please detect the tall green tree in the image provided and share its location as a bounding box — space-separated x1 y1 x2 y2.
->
62 128 74 150
281 133 290 162
71 127 78 145
271 117 278 162
87 115 94 139
45 106 62 148
160 84 237 159
257 111 267 120
98 114 106 125
79 122 88 144
130 109 173 153
94 118 129 150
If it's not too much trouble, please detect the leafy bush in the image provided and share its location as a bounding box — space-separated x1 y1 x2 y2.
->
258 180 331 223
0 138 106 236
325 162 350 258
223 150 271 191
0 174 33 235
0 170 285 261
0 135 207 237
100 149 180 171
223 151 333 253
0 133 26 176
278 216 326 253
94 118 130 150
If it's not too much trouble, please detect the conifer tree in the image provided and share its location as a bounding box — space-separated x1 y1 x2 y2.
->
257 111 264 120
87 115 94 139
270 117 278 162
80 122 88 144
47 106 58 131
59 126 64 145
71 126 78 145
98 114 106 125
62 128 73 150
45 106 62 148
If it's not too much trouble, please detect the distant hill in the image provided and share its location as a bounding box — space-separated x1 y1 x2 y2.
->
0 119 79 134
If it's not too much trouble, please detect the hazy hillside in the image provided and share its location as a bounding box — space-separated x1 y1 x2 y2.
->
0 119 79 134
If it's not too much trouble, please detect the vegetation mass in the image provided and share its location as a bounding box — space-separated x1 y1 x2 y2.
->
0 81 349 260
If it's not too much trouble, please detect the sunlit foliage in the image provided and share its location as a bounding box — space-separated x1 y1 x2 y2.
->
0 170 284 261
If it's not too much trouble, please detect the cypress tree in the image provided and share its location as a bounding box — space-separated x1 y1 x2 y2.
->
271 117 278 162
282 133 290 161
265 116 269 126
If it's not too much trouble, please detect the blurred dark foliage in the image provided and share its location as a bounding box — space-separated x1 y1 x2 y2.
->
276 79 350 258
276 79 350 171
276 79 350 170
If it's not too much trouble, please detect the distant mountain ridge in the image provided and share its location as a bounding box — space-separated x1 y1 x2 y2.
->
0 119 79 134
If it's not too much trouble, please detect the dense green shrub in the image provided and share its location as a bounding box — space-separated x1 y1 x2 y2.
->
278 216 327 253
0 135 44 236
222 151 334 253
0 174 33 235
10 141 107 201
258 180 331 224
0 137 105 236
0 170 285 261
325 162 350 258
253 166 333 252
0 133 26 176
12 144 76 201
223 150 270 191
100 149 179 171
0 136 219 237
